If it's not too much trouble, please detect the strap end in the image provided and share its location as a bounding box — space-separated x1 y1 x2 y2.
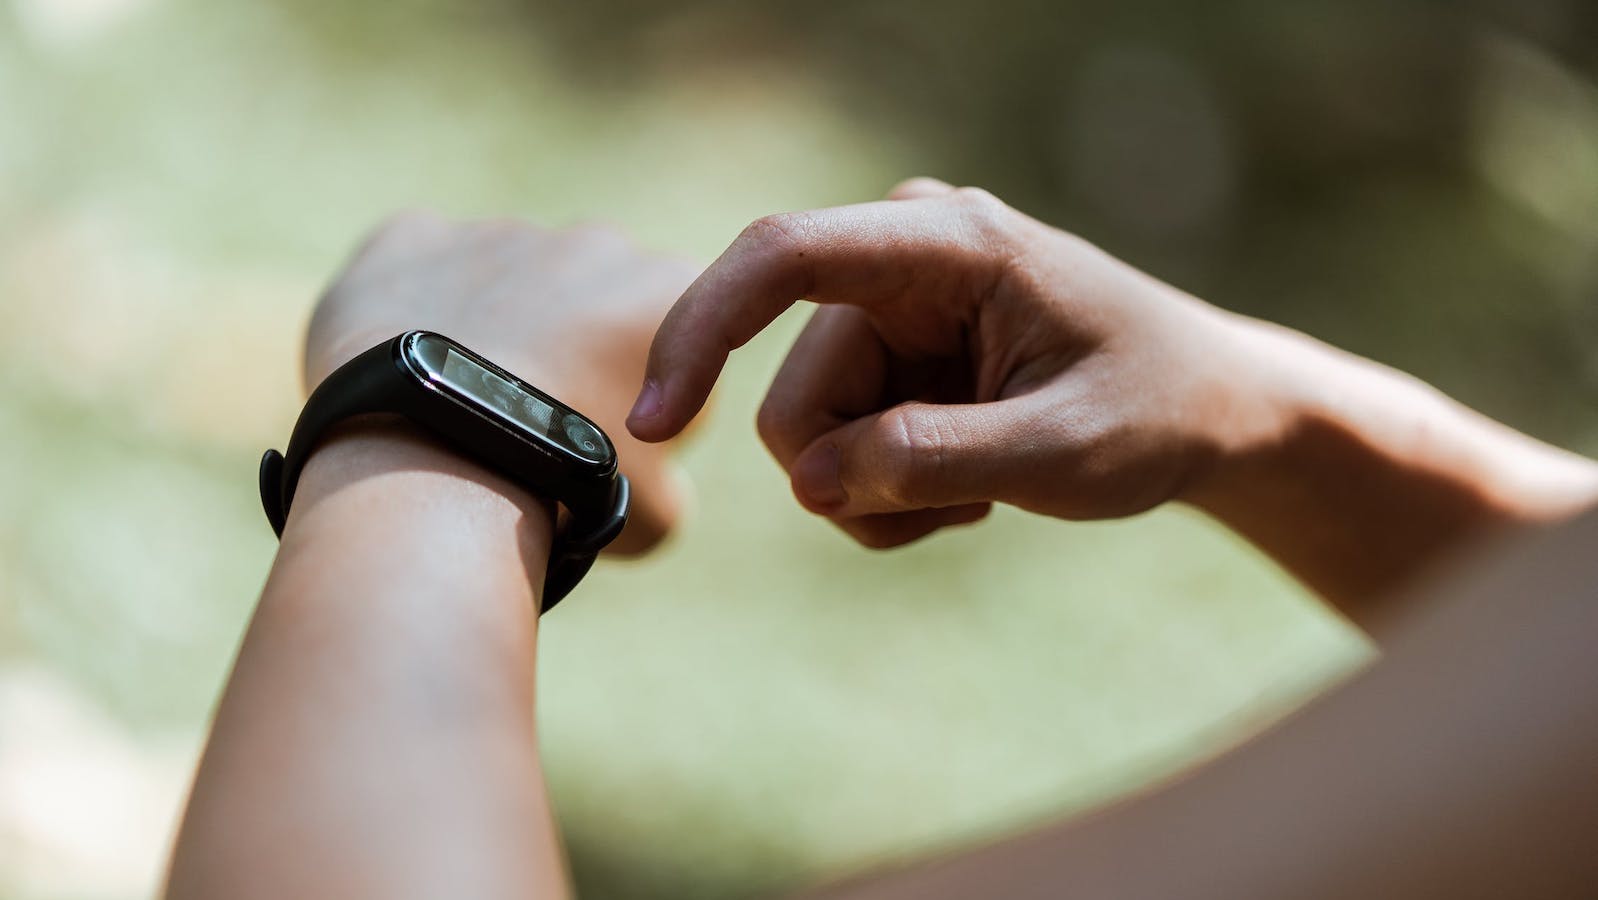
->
259 449 287 537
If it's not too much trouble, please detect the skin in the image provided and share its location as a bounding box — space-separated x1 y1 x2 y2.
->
166 424 568 899
802 506 1598 899
305 212 702 554
170 182 1598 899
629 177 1598 624
165 216 697 900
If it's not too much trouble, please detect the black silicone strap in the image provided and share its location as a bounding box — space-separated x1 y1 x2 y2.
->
260 342 407 535
259 336 627 612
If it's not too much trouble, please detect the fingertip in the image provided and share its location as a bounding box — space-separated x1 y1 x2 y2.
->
632 376 664 419
625 377 673 442
625 413 674 444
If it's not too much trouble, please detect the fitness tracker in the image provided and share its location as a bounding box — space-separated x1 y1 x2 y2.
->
258 330 629 611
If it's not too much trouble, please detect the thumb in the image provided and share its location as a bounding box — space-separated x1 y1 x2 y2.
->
789 399 1041 517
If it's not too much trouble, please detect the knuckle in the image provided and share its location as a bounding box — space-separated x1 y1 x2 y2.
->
898 175 947 195
950 186 1008 225
734 211 821 298
738 212 813 257
873 409 955 507
951 185 999 208
947 187 1024 297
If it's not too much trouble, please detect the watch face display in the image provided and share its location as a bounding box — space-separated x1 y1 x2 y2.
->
442 348 555 433
403 332 614 466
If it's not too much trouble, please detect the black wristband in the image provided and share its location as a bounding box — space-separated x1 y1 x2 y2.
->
259 332 629 612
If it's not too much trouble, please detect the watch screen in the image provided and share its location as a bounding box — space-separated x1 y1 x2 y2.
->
404 332 613 466
442 349 556 435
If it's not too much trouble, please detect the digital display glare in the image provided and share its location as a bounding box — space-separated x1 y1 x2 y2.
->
441 348 555 436
413 337 612 465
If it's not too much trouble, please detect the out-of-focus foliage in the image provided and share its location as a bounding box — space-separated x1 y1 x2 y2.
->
506 0 1598 442
0 0 1591 897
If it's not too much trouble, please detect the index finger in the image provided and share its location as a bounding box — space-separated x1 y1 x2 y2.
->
625 188 1016 442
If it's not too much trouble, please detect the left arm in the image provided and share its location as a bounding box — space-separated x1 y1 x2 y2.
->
167 423 567 899
165 214 697 899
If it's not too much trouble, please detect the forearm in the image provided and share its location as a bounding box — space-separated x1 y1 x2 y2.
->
802 508 1598 900
166 423 568 899
1182 311 1598 624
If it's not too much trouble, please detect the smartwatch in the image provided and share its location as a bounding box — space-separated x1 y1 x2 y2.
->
258 330 629 612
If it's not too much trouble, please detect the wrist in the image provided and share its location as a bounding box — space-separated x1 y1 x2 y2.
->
1185 313 1598 522
1173 310 1598 612
279 419 557 599
1169 307 1304 508
188 418 566 900
1177 310 1430 515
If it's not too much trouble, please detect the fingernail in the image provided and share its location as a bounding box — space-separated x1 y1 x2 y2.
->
795 444 847 512
629 378 664 425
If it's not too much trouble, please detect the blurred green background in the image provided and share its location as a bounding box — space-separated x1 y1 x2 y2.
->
2 0 1594 897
